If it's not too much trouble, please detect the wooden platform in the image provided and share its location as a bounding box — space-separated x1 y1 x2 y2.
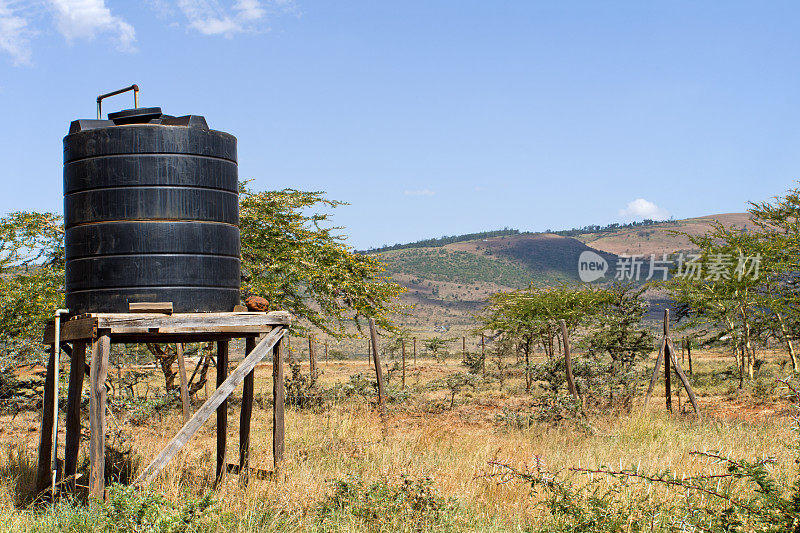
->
37 311 290 500
43 311 291 343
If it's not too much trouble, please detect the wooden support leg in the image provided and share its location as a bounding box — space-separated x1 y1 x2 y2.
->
64 342 86 492
273 336 285 472
35 343 57 495
239 337 256 484
134 329 285 486
216 340 229 482
176 343 191 424
89 334 110 500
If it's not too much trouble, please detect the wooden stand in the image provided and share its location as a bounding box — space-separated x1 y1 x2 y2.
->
38 311 291 500
644 309 700 417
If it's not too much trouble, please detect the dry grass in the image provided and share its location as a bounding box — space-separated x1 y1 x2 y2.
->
0 349 795 531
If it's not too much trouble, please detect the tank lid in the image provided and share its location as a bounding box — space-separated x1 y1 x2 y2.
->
67 112 210 134
108 107 163 124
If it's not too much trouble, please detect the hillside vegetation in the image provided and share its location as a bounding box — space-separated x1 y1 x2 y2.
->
373 214 750 329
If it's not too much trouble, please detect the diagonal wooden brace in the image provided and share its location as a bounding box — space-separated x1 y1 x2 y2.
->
134 326 286 485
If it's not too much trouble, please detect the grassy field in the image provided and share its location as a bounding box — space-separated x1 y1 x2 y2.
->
0 347 796 531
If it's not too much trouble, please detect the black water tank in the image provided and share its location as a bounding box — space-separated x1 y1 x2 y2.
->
64 107 241 313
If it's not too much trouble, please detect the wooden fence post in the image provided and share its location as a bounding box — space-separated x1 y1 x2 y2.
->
559 320 579 405
481 334 485 379
401 340 406 389
687 338 693 375
308 336 316 385
664 310 672 412
368 319 387 437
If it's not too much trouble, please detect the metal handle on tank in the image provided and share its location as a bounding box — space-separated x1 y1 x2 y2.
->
96 84 139 119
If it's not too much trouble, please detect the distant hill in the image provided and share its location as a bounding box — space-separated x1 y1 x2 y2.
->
578 213 755 257
371 213 752 330
377 233 618 289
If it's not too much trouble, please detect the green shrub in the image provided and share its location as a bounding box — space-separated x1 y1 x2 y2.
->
26 483 216 533
284 362 324 409
317 474 460 532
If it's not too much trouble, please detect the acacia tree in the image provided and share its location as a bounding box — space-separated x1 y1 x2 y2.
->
749 187 800 372
0 212 64 362
239 186 403 336
665 222 765 384
422 336 454 362
477 284 603 391
583 283 654 407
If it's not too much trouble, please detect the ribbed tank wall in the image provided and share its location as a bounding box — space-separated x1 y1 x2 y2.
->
63 112 241 313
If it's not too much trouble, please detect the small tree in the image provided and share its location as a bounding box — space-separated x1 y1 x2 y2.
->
583 283 654 409
423 336 454 362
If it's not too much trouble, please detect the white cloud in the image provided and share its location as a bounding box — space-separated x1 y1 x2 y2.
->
618 198 669 221
49 0 135 51
404 189 435 197
177 0 268 36
234 0 265 21
0 1 33 65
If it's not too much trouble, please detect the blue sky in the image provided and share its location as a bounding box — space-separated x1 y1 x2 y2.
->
1 1 800 250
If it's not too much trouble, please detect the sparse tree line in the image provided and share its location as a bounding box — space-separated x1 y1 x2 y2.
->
474 185 800 413
475 282 653 415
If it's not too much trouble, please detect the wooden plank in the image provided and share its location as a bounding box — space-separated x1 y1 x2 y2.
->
108 325 286 335
273 336 285 472
109 334 262 345
64 342 86 493
216 340 229 482
176 343 191 424
239 337 256 483
559 320 580 405
43 317 97 344
129 302 173 314
95 311 291 333
368 319 388 438
35 344 57 495
133 327 285 486
89 333 110 500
